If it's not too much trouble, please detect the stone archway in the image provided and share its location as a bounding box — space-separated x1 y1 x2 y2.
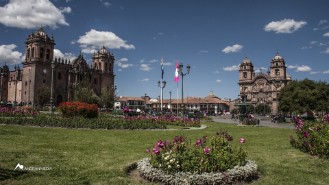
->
56 95 63 106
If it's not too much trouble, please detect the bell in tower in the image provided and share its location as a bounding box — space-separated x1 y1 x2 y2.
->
239 57 254 81
24 26 56 64
270 52 287 79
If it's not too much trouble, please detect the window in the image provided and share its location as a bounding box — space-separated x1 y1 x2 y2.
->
27 48 30 59
58 72 62 80
94 78 97 85
31 47 34 58
43 79 46 83
276 62 278 66
40 48 44 58
25 81 27 86
243 72 247 78
46 49 50 59
275 69 280 76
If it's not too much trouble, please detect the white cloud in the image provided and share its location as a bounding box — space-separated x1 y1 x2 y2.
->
310 41 318 45
325 47 329 54
149 59 158 63
140 63 151 71
310 71 320 75
0 0 70 29
77 29 135 53
53 49 76 62
0 44 22 65
198 50 209 55
323 32 329 37
222 44 243 53
255 67 267 73
319 20 328 25
216 79 222 83
140 78 149 82
287 64 312 72
296 65 312 72
100 0 111 8
287 64 298 69
162 62 172 66
323 70 329 74
264 19 307 33
116 57 133 69
223 65 240 71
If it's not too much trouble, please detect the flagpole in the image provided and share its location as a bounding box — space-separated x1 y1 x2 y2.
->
177 82 178 116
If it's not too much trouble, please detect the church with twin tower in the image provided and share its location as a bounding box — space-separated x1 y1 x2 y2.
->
0 27 115 106
238 53 292 114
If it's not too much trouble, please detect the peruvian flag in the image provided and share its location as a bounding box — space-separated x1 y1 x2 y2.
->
174 61 180 83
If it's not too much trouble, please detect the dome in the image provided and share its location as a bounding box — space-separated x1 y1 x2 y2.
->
272 52 284 61
242 57 251 64
240 57 254 68
99 46 108 54
37 27 46 36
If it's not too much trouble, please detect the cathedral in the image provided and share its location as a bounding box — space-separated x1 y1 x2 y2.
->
0 27 115 106
238 53 292 114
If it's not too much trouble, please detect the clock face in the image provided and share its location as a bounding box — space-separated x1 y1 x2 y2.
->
43 69 47 74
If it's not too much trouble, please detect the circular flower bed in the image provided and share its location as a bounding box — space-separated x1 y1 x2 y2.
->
135 130 259 184
136 158 258 184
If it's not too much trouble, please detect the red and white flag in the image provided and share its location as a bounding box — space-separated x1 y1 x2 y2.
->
174 62 180 83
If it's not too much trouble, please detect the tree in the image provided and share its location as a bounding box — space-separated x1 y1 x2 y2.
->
74 80 100 104
255 103 271 115
36 84 50 107
100 88 114 109
279 79 329 114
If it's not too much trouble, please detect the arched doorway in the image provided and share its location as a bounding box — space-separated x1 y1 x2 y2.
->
56 95 63 106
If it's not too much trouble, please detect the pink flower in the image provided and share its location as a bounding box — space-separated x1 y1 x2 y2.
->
146 148 150 154
303 131 310 138
203 147 211 155
195 139 203 147
152 147 161 155
157 140 165 148
239 138 246 143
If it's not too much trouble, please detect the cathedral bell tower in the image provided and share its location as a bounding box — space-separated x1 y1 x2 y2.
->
270 52 286 80
239 57 254 81
22 27 55 105
91 46 115 95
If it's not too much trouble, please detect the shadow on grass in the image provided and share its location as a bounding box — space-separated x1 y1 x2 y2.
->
0 167 27 181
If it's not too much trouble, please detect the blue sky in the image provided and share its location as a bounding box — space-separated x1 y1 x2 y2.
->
0 0 328 100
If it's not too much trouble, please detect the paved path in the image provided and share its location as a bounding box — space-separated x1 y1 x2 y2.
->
212 117 295 129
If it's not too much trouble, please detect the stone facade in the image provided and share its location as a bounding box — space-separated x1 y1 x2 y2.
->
0 27 115 106
238 53 292 114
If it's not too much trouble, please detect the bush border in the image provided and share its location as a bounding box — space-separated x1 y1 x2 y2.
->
136 158 258 185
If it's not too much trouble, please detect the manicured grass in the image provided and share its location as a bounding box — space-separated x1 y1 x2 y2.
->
0 122 328 185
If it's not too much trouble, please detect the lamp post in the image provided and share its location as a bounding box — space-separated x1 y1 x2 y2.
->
50 60 55 115
169 91 172 112
178 63 190 113
112 85 117 110
158 80 166 111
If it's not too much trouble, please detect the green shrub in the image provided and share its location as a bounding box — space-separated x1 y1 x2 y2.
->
290 116 329 158
146 130 248 174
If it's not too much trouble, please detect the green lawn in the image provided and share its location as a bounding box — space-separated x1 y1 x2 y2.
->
0 122 328 185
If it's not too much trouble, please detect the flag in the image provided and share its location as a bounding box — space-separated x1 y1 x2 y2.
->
174 61 179 82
